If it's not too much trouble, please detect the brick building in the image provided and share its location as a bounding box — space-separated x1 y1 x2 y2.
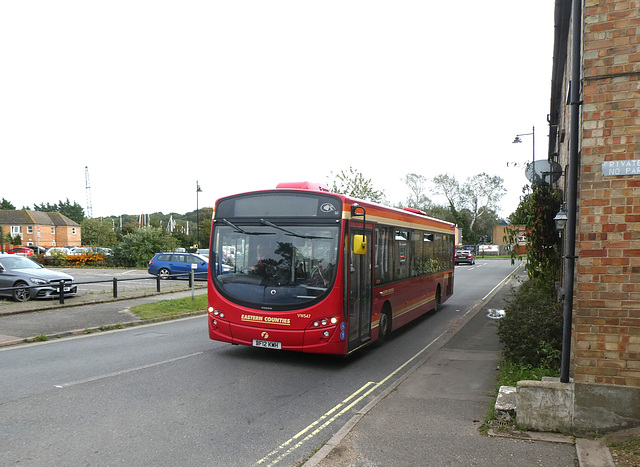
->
540 0 640 433
0 210 81 250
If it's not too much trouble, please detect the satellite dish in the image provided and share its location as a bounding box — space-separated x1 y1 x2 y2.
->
525 160 563 186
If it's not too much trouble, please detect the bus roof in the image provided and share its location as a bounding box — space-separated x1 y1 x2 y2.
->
213 182 456 233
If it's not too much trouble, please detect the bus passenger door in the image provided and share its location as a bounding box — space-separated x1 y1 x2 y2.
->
348 227 373 351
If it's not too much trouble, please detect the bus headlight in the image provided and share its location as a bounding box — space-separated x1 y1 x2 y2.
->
209 308 224 319
310 317 340 330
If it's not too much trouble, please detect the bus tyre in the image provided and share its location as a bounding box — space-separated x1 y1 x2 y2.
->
375 308 391 347
433 287 442 312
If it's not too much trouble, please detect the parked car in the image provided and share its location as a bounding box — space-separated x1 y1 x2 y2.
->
6 247 34 257
0 253 77 302
68 247 112 256
44 247 72 257
28 246 47 255
454 249 475 265
148 252 209 280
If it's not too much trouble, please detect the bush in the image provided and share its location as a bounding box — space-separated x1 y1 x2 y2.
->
112 227 178 268
497 278 563 369
66 252 106 267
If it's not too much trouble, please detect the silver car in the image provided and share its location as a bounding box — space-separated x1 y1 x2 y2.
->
0 254 77 302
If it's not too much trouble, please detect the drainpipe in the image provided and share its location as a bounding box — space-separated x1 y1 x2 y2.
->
560 0 582 384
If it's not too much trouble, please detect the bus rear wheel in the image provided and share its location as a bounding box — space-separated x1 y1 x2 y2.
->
433 286 442 312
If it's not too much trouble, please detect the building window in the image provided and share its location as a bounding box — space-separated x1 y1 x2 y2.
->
11 226 21 235
27 226 33 234
72 227 77 235
51 227 56 234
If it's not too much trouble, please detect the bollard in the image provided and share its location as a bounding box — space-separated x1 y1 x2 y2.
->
156 275 161 292
190 269 195 300
59 280 65 304
113 277 118 298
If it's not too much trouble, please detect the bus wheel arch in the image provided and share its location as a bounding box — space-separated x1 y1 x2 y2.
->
375 302 392 347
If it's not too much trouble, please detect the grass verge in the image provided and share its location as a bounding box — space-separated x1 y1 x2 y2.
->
607 436 640 466
130 294 207 320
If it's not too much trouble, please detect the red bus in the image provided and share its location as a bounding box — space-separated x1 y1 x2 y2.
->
207 182 455 355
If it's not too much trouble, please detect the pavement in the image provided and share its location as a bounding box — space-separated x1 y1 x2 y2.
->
0 272 616 466
0 283 207 345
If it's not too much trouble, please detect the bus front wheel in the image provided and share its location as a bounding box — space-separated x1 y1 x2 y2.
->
375 307 392 347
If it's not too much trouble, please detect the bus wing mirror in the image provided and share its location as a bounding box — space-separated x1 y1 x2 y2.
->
353 235 367 255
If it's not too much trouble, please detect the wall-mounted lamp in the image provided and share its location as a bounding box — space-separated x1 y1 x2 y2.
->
554 207 568 232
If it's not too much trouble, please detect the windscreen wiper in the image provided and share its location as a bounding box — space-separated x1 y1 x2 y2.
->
260 219 332 239
221 218 245 233
221 219 272 236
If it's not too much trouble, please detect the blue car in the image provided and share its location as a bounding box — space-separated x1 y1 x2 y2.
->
148 252 209 280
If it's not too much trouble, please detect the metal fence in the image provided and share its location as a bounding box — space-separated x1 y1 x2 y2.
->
0 270 207 304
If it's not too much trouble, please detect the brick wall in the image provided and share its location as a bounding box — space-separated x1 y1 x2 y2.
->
575 0 640 387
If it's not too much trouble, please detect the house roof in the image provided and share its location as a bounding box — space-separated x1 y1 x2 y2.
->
0 210 80 227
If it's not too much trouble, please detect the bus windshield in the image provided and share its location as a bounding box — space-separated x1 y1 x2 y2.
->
211 223 340 309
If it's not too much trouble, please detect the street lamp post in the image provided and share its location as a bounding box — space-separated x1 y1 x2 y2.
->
512 126 535 169
196 181 202 249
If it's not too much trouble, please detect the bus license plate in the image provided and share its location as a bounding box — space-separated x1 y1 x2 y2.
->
252 339 281 350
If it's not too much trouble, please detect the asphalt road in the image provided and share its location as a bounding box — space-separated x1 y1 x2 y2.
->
0 259 520 466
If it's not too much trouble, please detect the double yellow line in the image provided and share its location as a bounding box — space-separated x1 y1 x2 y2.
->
255 335 443 466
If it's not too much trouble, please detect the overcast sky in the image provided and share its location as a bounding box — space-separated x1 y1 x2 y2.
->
1 1 554 219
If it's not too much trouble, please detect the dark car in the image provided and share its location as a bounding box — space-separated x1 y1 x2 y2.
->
454 249 475 265
148 252 209 279
0 254 77 302
28 246 47 255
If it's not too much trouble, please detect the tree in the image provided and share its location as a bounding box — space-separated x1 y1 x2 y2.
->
10 234 23 246
112 227 178 268
402 173 432 211
507 186 532 224
432 173 466 230
460 173 506 231
34 198 85 224
504 185 562 285
329 167 386 204
431 174 461 212
81 218 118 247
1 198 15 210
